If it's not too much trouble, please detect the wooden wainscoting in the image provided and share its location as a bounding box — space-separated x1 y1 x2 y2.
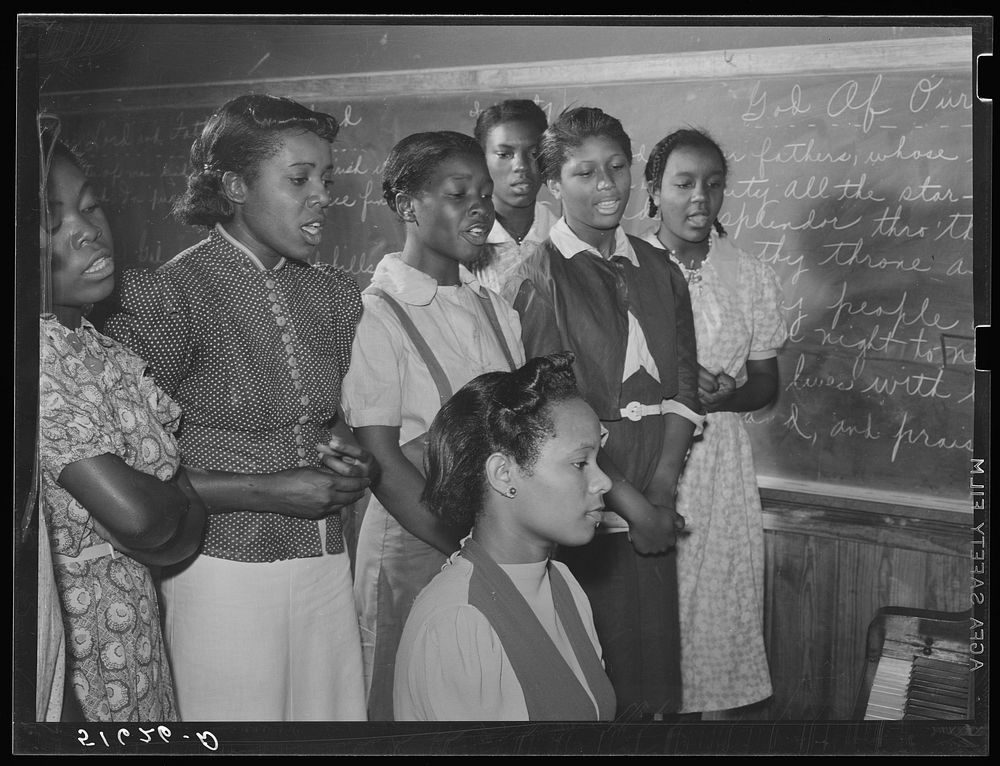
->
749 488 972 721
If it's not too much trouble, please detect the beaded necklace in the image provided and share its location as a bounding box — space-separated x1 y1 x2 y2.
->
670 252 704 287
656 232 708 289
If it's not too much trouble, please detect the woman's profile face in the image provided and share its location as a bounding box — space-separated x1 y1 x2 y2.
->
43 154 115 313
229 129 335 268
509 397 612 550
548 135 631 240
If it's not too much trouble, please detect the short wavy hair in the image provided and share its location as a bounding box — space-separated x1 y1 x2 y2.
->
536 106 633 182
381 130 485 216
421 352 580 529
473 99 548 146
171 93 340 227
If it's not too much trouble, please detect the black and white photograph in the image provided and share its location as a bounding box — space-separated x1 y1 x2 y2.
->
13 14 990 756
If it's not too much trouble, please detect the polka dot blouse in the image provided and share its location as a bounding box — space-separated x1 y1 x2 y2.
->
105 225 362 562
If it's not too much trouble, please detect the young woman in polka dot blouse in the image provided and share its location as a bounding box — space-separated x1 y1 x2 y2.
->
105 94 375 722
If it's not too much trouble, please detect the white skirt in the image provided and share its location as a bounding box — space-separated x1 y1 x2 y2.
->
160 522 366 722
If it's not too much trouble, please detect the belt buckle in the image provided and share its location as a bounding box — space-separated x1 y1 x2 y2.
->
622 401 643 421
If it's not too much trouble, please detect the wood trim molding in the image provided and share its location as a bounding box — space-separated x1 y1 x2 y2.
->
41 35 972 115
761 488 973 557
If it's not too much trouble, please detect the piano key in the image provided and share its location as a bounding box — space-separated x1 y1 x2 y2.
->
908 691 971 710
906 694 967 713
856 607 973 722
866 704 906 720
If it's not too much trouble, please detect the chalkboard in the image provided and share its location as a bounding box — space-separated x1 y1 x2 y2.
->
43 35 977 510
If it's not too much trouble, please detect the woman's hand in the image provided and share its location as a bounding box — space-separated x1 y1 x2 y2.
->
316 435 379 484
697 365 719 397
256 464 371 520
698 367 737 411
625 497 686 555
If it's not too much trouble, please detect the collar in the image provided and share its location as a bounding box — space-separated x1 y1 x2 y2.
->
40 313 112 350
368 251 485 307
549 217 639 267
40 313 97 335
215 223 287 272
487 201 558 245
637 223 723 258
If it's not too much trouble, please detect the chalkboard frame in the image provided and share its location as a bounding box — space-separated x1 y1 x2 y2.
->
39 34 982 517
43 36 970 113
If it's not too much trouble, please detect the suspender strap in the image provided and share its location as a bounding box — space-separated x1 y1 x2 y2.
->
368 287 452 406
474 290 517 372
462 537 617 720
369 285 518 408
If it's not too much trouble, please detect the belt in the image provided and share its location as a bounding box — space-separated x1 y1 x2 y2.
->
53 542 120 567
620 400 668 421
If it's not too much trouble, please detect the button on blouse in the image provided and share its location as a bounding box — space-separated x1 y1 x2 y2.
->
105 225 363 562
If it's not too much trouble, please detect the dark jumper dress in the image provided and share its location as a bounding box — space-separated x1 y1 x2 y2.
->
503 232 702 718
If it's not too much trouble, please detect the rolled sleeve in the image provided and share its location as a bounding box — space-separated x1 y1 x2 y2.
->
340 299 405 429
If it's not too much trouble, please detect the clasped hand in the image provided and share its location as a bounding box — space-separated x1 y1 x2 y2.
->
268 436 375 520
698 365 736 409
627 502 686 555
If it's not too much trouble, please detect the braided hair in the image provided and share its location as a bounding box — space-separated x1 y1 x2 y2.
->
421 352 580 529
644 128 728 236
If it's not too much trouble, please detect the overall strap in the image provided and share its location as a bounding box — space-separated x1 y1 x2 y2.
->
474 290 517 372
368 287 452 406
547 564 618 720
462 537 614 720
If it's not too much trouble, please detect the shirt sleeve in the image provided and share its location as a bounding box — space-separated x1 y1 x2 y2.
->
504 268 563 360
340 296 405 428
104 267 193 397
393 604 526 721
748 258 789 361
314 263 364 379
38 352 122 482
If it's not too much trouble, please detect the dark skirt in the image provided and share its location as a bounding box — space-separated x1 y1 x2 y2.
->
556 368 682 719
558 535 680 719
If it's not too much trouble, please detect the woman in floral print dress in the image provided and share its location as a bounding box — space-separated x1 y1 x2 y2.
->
639 128 788 716
37 130 206 721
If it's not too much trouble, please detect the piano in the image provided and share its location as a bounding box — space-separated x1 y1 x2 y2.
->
854 606 974 721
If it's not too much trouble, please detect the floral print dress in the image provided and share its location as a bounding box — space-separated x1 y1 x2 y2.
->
39 314 181 722
639 229 788 713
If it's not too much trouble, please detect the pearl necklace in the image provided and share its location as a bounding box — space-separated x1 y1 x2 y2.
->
665 248 705 287
674 257 703 286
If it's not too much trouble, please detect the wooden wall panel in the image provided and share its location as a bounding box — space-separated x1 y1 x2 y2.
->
754 498 971 721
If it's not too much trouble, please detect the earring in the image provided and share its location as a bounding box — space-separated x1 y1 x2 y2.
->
505 487 517 498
